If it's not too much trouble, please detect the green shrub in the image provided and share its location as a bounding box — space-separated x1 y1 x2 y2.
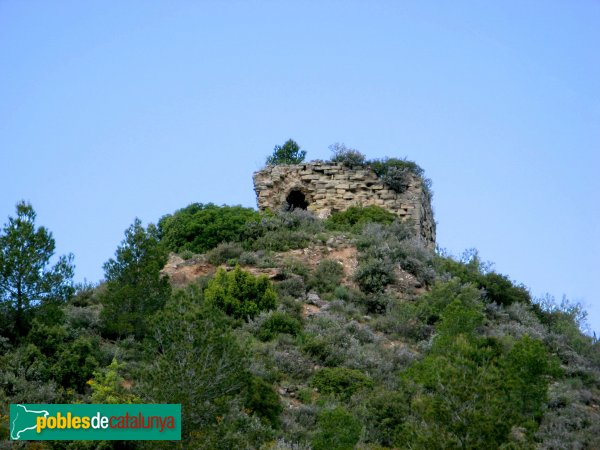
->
482 272 530 306
370 157 432 197
354 258 395 294
308 259 344 294
278 295 303 321
244 210 324 252
363 292 392 315
533 295 598 363
301 333 342 366
282 258 311 281
206 242 244 265
311 367 373 399
380 165 412 193
356 221 413 250
329 142 367 167
204 266 277 320
356 222 435 286
251 228 312 252
312 407 361 450
326 205 396 232
158 203 260 253
417 279 483 327
392 297 560 449
333 285 350 300
244 376 283 427
238 251 259 266
180 249 195 260
436 252 531 306
370 157 425 179
363 390 410 446
50 336 100 392
401 255 435 286
257 312 302 341
275 276 306 299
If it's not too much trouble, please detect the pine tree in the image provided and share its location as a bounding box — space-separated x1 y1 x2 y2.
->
0 201 74 338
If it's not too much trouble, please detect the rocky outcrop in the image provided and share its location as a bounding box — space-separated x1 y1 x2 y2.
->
252 162 435 247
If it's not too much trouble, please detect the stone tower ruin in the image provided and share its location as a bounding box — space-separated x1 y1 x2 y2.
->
253 162 436 248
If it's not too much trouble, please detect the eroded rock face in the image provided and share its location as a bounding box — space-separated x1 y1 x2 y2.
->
253 162 435 247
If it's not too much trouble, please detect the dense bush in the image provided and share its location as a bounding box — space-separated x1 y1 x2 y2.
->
204 266 277 320
370 157 425 180
141 290 259 444
308 259 344 294
244 210 324 252
257 311 302 341
362 389 410 446
312 407 361 450
275 276 306 299
356 222 435 286
4 192 599 450
436 251 531 306
244 376 283 427
370 157 432 197
417 278 483 327
362 292 393 315
158 203 260 253
354 257 395 293
206 241 244 265
329 142 367 167
325 205 396 231
310 367 373 399
391 297 560 449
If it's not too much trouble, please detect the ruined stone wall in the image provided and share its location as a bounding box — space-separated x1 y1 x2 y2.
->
253 162 436 247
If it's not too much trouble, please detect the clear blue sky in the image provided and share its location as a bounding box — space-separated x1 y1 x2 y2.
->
1 1 599 333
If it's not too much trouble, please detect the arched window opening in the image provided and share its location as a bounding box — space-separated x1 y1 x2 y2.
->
285 190 309 211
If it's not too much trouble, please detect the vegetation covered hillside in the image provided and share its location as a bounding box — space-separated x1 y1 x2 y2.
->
1 146 599 449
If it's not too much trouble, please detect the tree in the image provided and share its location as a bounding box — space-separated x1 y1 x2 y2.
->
0 201 74 338
393 296 558 449
265 139 306 165
140 289 249 441
100 218 171 339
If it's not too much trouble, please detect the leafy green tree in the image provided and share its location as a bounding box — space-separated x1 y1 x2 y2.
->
0 201 74 338
158 203 260 254
265 139 306 165
435 250 531 306
140 289 249 441
204 266 277 320
100 219 171 339
394 294 558 449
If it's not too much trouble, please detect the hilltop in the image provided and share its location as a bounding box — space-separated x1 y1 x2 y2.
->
0 142 599 449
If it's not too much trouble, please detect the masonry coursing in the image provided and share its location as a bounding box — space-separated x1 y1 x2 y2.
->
253 162 436 248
